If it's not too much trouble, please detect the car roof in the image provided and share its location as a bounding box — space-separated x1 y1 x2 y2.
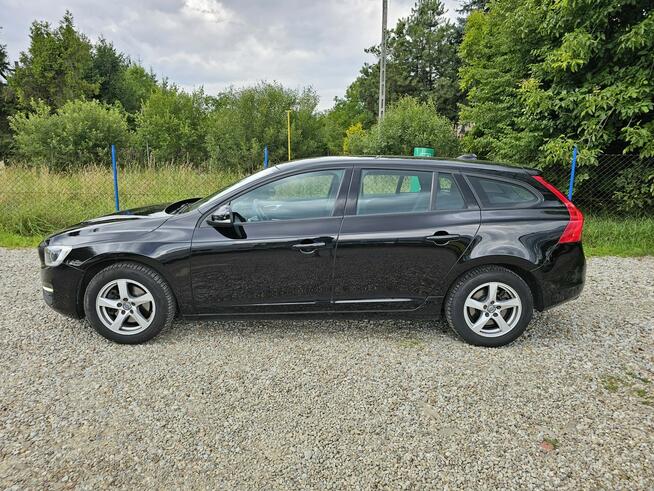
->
275 156 541 176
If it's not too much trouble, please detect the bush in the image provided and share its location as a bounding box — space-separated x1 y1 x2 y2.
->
9 99 129 169
134 86 208 164
613 166 654 215
344 97 460 157
206 83 325 172
343 122 366 155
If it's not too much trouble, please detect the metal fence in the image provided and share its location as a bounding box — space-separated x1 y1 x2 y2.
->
544 153 654 217
0 152 652 237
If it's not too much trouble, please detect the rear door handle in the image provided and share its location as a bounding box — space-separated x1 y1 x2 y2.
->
426 233 460 245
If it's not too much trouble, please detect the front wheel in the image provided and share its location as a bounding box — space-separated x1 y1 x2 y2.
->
444 266 533 347
84 262 176 344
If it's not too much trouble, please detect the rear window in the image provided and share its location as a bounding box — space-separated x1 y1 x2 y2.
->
467 175 539 207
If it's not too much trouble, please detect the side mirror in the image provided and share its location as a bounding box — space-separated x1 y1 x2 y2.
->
207 205 234 228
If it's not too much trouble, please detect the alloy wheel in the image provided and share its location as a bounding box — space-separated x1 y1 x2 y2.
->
95 279 156 335
463 281 522 338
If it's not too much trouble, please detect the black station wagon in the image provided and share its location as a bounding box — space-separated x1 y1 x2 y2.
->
39 156 585 347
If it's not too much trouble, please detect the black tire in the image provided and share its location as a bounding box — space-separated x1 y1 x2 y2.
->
84 262 176 344
444 265 533 347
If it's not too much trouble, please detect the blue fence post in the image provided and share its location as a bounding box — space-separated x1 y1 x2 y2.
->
263 145 269 169
111 144 120 212
567 145 578 201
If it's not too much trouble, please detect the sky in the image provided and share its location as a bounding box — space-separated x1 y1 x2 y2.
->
0 0 461 110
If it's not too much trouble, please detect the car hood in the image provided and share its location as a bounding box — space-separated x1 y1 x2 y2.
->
44 203 173 246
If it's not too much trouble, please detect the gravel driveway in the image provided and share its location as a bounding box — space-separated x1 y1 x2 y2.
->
0 248 653 490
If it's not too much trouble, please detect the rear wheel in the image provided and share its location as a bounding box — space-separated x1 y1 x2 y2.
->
84 262 176 344
445 266 533 347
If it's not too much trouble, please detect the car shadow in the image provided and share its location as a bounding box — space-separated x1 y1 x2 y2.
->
161 316 456 344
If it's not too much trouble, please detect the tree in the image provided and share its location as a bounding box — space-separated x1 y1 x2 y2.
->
320 82 375 155
343 0 462 123
134 85 208 163
9 99 129 169
459 0 654 170
205 82 325 171
0 33 9 81
91 38 128 106
117 64 157 115
91 39 157 116
457 0 490 16
390 0 461 120
344 97 460 157
0 28 16 157
8 11 98 109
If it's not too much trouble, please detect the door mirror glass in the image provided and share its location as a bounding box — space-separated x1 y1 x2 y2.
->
207 205 234 227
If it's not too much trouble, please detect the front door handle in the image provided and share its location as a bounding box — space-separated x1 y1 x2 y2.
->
426 233 460 245
292 241 326 249
292 241 327 254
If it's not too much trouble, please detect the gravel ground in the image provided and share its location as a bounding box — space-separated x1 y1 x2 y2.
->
0 248 653 490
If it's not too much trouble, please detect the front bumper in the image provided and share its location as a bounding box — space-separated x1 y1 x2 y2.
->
40 260 86 319
534 242 586 311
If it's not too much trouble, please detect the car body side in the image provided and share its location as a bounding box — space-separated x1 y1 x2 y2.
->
39 157 585 320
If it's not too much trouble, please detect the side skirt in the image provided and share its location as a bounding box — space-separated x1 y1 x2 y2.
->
181 296 444 321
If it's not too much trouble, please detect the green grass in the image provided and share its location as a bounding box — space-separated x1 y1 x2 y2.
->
0 165 652 256
0 164 243 239
583 216 654 256
542 436 560 450
0 230 42 248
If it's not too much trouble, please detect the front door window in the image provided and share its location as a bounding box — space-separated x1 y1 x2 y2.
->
231 169 345 222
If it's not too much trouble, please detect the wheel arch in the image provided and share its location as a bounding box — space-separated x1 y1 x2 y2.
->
77 253 180 317
443 257 544 312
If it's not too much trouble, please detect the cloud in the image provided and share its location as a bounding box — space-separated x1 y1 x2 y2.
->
0 0 461 110
181 0 236 24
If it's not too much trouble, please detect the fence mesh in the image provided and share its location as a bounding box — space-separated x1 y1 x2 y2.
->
0 163 243 237
543 154 654 217
0 153 652 238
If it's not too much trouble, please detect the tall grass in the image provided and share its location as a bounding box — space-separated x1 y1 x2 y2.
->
0 165 652 256
0 164 244 236
584 216 654 256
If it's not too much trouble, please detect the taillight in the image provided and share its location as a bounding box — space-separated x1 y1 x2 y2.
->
533 176 584 243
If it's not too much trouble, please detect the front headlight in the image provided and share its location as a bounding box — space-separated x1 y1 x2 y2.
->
44 245 72 267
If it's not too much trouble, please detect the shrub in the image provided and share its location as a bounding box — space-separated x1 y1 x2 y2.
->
134 86 208 164
343 97 460 157
343 122 367 155
205 83 325 172
613 166 654 215
9 99 129 169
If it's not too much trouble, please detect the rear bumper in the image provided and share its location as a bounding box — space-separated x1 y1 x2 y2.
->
533 243 586 311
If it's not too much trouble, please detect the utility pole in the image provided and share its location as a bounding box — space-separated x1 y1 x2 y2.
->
378 0 388 121
286 110 292 161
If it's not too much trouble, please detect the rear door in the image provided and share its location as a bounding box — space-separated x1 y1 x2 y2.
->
331 167 480 311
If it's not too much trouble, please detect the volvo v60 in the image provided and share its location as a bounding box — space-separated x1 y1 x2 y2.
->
38 157 585 347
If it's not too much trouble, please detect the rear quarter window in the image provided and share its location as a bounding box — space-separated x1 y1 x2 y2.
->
467 175 540 208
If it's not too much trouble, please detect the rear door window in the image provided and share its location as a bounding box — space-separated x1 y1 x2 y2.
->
356 169 433 216
434 173 466 210
467 175 539 207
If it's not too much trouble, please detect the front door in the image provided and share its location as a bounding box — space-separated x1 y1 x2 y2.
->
191 168 350 314
331 168 480 311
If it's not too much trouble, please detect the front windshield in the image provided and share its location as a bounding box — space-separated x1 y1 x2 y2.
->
186 166 279 211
